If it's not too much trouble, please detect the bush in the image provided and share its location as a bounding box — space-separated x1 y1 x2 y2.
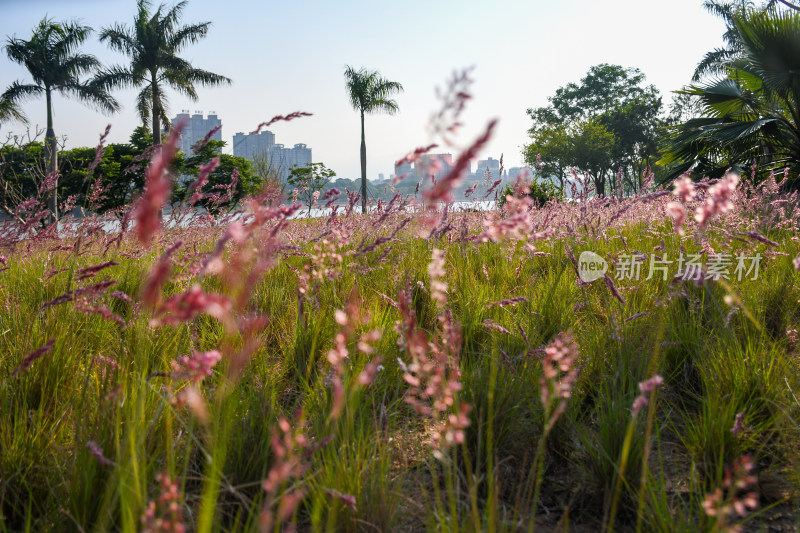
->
498 178 563 208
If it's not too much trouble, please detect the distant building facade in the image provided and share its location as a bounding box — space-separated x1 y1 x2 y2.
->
394 161 413 178
416 153 453 179
232 130 275 160
394 153 455 182
507 167 534 180
232 130 311 181
169 110 222 154
475 157 501 179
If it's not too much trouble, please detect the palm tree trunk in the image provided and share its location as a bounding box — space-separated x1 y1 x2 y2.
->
45 88 58 223
360 110 367 214
151 75 164 221
152 76 161 145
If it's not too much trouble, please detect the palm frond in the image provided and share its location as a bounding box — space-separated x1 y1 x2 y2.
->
168 22 210 52
93 65 142 91
344 65 403 115
99 25 139 56
60 80 120 114
0 98 28 125
136 84 152 127
2 81 43 103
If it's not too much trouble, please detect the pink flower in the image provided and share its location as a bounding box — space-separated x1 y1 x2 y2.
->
639 374 664 394
249 111 312 135
539 332 579 431
87 440 113 466
150 284 231 327
694 171 739 228
632 395 649 416
324 489 358 513
133 121 186 246
632 375 664 416
666 201 686 235
187 156 219 205
75 261 119 281
141 241 183 308
171 350 223 382
428 248 448 305
731 412 745 437
672 175 696 203
141 472 185 533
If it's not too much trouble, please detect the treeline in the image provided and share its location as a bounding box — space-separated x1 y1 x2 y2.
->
0 128 259 217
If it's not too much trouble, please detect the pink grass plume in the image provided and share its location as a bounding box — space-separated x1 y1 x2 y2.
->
424 119 497 204
133 120 186 247
171 350 222 383
141 241 183 308
14 339 55 376
250 112 312 135
86 440 113 466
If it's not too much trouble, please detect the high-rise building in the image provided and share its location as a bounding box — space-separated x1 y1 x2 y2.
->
475 157 501 179
169 110 221 154
232 130 275 160
232 131 311 181
285 143 312 172
417 153 454 179
394 161 413 178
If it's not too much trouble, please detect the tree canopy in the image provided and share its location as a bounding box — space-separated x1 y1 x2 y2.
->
287 162 335 211
524 64 662 197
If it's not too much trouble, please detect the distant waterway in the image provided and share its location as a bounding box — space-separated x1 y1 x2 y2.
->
3 200 499 238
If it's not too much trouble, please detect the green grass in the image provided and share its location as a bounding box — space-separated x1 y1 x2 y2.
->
1 201 800 532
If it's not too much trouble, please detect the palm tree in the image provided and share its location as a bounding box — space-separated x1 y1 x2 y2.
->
3 18 118 220
693 1 755 81
96 0 231 146
660 7 800 182
694 0 798 81
344 66 403 213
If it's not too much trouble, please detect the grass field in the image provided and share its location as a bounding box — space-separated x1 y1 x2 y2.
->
1 168 800 532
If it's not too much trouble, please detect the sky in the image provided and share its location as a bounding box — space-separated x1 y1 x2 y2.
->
0 0 727 181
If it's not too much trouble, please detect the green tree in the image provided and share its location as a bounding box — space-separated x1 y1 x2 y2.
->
571 119 616 186
96 0 231 144
287 162 335 213
523 125 572 191
660 7 800 183
0 137 44 219
524 64 662 197
177 140 257 211
3 18 118 220
33 126 153 214
344 66 403 213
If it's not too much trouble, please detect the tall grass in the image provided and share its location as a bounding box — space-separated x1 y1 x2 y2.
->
2 114 800 532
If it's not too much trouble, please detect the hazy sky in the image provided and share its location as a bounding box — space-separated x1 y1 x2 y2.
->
0 0 726 180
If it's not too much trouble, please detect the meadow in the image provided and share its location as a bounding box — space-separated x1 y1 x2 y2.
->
1 128 799 533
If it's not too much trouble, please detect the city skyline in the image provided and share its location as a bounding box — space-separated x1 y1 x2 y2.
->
0 0 727 181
